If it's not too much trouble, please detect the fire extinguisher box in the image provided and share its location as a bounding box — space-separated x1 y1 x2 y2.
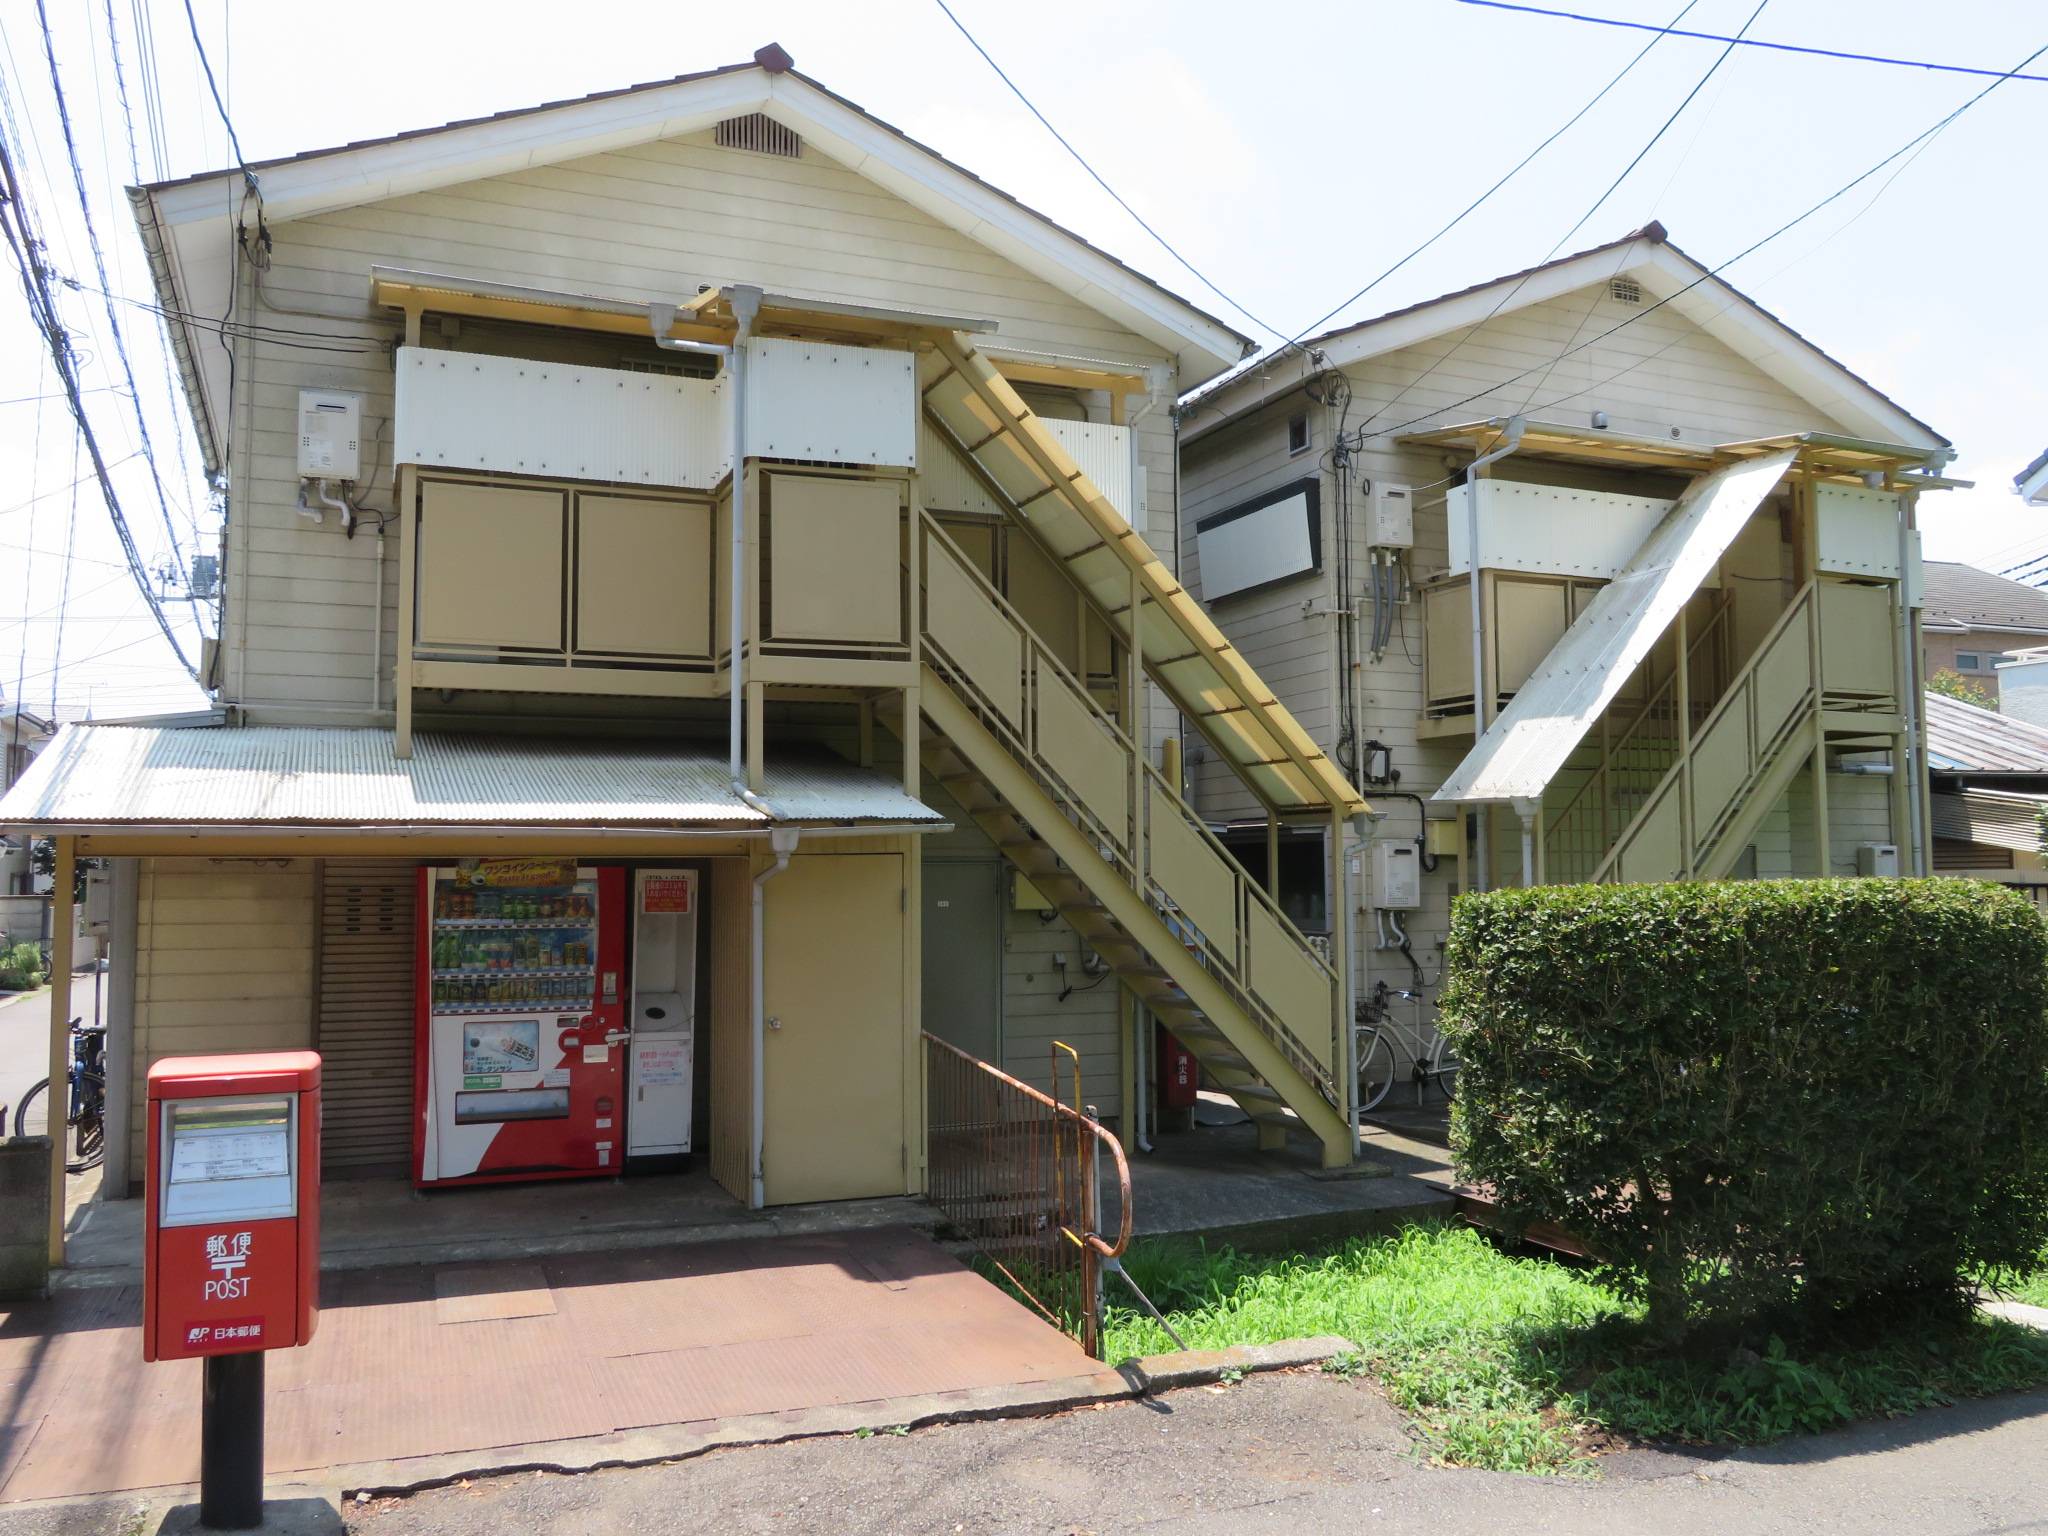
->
144 1053 321 1363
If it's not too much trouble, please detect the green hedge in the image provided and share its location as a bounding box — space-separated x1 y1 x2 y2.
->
1440 879 2048 1337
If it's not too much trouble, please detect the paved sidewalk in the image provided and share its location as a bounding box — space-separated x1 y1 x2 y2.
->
0 1227 1103 1505
335 1368 2048 1536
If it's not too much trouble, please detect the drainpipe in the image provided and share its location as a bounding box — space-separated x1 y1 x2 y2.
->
1512 796 1539 888
369 522 384 712
1895 487 1926 874
1462 417 1525 892
750 823 801 1210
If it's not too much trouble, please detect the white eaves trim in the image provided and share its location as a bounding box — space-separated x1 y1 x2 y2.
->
136 66 1245 461
1182 235 1944 454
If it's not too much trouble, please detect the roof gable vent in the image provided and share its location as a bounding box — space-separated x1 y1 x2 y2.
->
1608 276 1643 305
715 113 802 159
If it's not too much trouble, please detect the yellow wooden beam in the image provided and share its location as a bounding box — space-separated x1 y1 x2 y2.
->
372 278 731 346
994 358 1149 397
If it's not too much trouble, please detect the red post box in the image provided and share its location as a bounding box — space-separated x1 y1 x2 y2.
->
145 1052 321 1363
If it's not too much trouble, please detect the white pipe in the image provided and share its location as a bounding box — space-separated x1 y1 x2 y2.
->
370 525 384 711
1895 494 1926 873
750 824 800 1209
1462 417 1525 894
726 287 763 787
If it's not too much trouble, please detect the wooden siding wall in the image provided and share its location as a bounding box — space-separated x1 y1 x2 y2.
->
218 126 1177 726
1179 279 1864 1011
124 858 318 1189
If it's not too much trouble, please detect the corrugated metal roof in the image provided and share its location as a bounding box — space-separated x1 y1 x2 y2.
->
0 725 944 831
1924 692 2048 774
1434 449 1796 804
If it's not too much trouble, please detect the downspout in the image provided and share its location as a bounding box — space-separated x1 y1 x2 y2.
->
1461 416 1525 892
1896 486 1927 873
370 522 384 712
750 824 800 1210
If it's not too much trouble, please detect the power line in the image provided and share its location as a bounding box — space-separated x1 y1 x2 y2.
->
32 0 194 583
179 0 251 171
1346 36 2048 454
1456 2 2048 85
930 0 1284 347
1208 0 1709 394
0 105 197 679
1348 0 1766 446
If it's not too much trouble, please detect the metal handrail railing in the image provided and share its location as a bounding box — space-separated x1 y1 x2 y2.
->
918 514 1342 1102
923 1033 1132 1357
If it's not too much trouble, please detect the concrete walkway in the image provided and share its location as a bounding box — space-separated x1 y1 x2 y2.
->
0 1227 1108 1505
334 1368 2048 1536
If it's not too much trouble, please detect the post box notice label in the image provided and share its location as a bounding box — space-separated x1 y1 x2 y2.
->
640 876 694 914
171 1128 289 1184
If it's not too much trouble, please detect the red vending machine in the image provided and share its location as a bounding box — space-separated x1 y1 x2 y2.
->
414 860 627 1186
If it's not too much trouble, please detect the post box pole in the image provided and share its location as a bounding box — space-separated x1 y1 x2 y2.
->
200 1351 265 1529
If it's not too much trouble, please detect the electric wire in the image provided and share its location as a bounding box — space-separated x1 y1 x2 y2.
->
1342 36 2048 458
930 0 1286 346
33 0 193 582
1348 0 1767 446
50 433 79 717
1455 2 2048 85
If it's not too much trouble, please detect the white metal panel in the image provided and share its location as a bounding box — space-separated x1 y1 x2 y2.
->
1447 480 1676 580
1196 490 1317 602
1041 419 1134 524
744 337 916 467
394 347 730 489
916 419 1001 517
1434 450 1796 804
1815 482 1904 580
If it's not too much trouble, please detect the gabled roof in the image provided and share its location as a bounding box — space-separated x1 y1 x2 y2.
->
1924 691 2048 775
1919 561 2048 636
2017 445 2048 505
1181 224 1946 454
131 46 1252 472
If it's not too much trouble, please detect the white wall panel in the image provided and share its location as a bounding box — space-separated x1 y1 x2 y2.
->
1042 419 1135 524
394 346 730 488
745 338 916 467
1196 485 1318 603
1448 480 1676 580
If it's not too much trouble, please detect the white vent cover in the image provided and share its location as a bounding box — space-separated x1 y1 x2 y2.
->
715 113 801 158
1609 276 1643 305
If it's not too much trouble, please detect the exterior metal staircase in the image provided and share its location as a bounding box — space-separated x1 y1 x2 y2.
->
890 514 1355 1167
1594 580 1832 883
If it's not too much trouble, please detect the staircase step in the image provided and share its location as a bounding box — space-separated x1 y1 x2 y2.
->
1225 1082 1286 1104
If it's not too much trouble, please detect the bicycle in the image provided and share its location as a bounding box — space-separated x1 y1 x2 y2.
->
1354 985 1458 1113
15 1017 107 1173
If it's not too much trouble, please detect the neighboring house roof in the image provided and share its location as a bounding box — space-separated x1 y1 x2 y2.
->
1923 691 2048 774
1918 560 2048 637
0 725 945 833
130 46 1252 473
1181 223 1946 454
2017 445 2048 506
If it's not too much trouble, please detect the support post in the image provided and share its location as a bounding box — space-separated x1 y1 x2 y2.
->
393 463 417 759
201 1352 265 1529
46 836 74 1268
1808 582 1831 876
745 680 766 795
1128 564 1144 858
1333 805 1355 1158
901 682 920 797
1674 605 1693 874
1265 813 1280 900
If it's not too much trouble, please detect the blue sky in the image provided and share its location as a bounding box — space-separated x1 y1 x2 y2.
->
0 0 2040 720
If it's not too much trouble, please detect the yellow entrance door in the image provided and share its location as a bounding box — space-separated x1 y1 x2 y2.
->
762 853 907 1205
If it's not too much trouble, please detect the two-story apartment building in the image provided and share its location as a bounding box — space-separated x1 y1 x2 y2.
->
1179 224 1956 1086
0 48 1374 1263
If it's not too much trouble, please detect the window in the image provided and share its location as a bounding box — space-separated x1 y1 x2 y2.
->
1287 412 1310 456
1955 652 1983 672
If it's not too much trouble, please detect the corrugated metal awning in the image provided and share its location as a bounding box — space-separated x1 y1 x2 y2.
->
0 725 944 833
1434 449 1797 805
1931 788 2048 852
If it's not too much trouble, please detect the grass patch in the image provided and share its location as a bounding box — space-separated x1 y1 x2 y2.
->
1102 1223 2048 1474
1986 1249 2048 1310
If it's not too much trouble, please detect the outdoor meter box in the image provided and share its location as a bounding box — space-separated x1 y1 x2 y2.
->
144 1052 321 1363
1371 840 1421 910
296 389 361 480
1369 483 1415 549
1856 843 1901 877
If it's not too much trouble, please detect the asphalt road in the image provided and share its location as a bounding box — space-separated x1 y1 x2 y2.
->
327 1369 2046 1536
0 987 55 1136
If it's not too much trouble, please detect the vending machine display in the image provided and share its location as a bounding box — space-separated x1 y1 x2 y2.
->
415 862 627 1186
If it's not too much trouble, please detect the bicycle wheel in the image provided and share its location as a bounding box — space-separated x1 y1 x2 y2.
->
1428 1035 1461 1101
1356 1029 1399 1113
67 1073 106 1173
13 1079 49 1141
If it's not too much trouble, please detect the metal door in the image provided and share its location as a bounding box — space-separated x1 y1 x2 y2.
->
763 854 905 1205
921 861 1002 1063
